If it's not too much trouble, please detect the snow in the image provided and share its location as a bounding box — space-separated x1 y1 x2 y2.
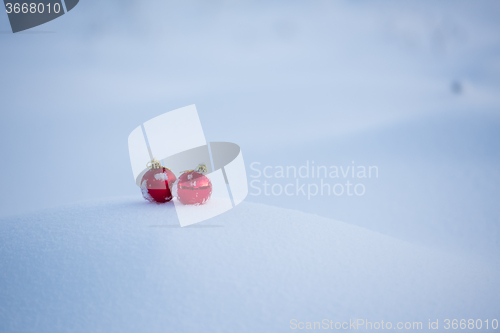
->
140 186 154 203
0 1 499 331
0 197 498 332
153 172 167 181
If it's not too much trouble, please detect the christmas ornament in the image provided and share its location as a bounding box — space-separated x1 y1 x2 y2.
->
141 158 177 203
176 164 212 205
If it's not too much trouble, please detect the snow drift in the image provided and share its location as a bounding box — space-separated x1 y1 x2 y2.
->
0 198 498 332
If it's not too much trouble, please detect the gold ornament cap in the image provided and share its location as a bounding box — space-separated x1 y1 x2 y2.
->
195 164 208 174
181 163 208 175
147 158 162 170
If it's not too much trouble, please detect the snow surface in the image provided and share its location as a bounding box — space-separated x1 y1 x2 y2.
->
0 1 499 331
0 197 498 332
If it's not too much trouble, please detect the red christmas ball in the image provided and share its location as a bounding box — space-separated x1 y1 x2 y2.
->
176 165 212 205
141 163 177 203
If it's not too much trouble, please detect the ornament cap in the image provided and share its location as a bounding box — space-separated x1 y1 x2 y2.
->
180 163 208 175
147 158 162 170
195 164 208 174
